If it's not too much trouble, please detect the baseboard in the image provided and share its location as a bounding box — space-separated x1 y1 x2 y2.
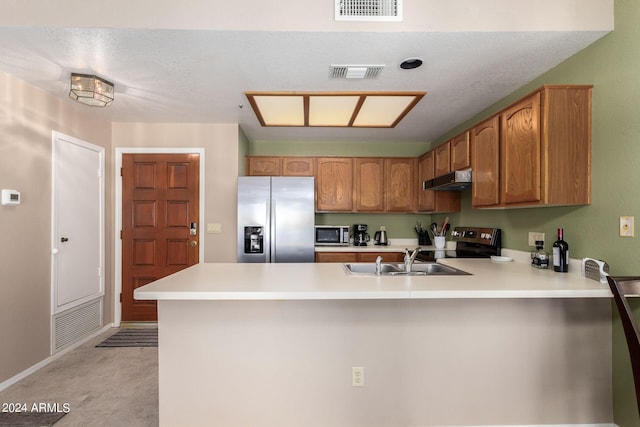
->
0 323 115 393
448 424 616 427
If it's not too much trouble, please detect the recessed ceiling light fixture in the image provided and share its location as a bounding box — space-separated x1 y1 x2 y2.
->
69 73 114 107
245 91 426 128
400 58 423 70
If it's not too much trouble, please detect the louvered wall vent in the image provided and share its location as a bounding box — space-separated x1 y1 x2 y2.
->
330 65 385 79
335 0 402 21
53 298 102 353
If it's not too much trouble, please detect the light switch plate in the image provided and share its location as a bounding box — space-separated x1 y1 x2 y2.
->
620 216 634 237
207 223 222 234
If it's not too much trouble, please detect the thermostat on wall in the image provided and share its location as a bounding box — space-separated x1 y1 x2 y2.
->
1 189 20 206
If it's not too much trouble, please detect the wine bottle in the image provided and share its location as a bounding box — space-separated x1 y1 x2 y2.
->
552 228 569 273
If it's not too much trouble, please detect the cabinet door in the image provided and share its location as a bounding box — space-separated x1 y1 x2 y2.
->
434 142 451 177
316 158 353 212
282 157 315 176
417 151 435 211
354 158 384 211
358 252 404 262
247 157 281 176
451 131 471 171
471 116 500 207
315 252 358 263
384 158 415 212
500 93 541 205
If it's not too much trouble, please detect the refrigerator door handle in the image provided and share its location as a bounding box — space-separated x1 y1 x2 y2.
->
270 199 276 262
264 198 272 262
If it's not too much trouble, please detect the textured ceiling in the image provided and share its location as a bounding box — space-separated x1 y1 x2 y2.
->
0 7 611 143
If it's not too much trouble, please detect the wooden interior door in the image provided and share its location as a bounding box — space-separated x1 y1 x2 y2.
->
122 153 200 321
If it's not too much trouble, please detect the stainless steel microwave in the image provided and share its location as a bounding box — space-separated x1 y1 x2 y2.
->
315 225 349 246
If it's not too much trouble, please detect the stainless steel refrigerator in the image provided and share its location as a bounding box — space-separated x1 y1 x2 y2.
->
237 176 315 263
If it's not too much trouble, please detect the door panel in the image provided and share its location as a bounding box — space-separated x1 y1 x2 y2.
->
122 153 199 321
52 133 104 313
471 116 500 207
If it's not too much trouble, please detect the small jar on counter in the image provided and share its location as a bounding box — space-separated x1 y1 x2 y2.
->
531 240 549 269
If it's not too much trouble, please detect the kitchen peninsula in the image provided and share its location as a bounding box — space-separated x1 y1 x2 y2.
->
136 258 613 427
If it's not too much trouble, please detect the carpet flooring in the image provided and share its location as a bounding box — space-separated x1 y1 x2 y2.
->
0 328 158 427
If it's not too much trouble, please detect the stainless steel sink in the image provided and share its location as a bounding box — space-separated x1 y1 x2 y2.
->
342 262 471 276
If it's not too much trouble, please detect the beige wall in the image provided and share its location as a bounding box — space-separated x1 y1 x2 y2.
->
111 122 242 263
0 70 112 383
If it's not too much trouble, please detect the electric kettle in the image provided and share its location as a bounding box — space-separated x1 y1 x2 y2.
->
374 227 389 246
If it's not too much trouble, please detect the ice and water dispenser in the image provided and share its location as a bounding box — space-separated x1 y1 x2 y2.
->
243 226 264 254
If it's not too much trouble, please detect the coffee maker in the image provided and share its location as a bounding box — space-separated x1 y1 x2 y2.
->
352 224 369 246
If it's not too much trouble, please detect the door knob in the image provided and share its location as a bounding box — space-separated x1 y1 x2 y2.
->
189 240 198 247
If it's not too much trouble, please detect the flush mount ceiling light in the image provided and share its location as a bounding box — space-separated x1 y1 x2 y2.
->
69 73 114 107
245 91 426 128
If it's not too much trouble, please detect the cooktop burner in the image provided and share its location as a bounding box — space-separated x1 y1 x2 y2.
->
417 226 501 261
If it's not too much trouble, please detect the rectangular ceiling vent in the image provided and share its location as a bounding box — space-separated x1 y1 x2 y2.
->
330 65 385 79
335 0 402 21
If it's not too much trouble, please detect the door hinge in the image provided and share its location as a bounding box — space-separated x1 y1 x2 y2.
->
119 293 122 303
120 230 123 239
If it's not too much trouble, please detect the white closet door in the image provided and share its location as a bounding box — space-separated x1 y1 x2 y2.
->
52 132 104 313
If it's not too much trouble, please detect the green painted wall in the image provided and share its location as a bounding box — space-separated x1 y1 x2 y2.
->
250 140 430 158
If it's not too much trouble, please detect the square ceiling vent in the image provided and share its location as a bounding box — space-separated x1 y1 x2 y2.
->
335 0 402 21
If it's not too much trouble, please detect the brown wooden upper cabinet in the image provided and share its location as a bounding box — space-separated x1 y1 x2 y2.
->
417 150 461 213
471 85 592 208
500 92 542 205
316 157 353 212
384 158 416 212
246 156 281 176
450 131 471 171
471 116 500 207
282 157 314 176
354 158 384 212
434 141 451 177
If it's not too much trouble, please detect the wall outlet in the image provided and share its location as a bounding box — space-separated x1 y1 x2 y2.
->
352 367 364 387
620 216 635 237
528 232 545 246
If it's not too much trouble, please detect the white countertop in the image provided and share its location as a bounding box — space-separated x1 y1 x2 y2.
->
134 255 612 301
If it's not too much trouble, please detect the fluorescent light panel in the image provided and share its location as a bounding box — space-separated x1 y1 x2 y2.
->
353 95 416 127
246 91 425 128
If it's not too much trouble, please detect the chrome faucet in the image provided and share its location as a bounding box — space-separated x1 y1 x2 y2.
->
404 247 422 272
375 256 383 275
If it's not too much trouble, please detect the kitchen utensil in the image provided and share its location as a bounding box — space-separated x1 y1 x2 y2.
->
415 222 431 245
582 258 609 283
430 222 439 236
440 217 449 236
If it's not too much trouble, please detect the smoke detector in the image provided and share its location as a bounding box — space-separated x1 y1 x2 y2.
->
335 0 402 21
330 65 385 79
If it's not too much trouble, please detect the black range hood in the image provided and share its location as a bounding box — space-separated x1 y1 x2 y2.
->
423 169 472 191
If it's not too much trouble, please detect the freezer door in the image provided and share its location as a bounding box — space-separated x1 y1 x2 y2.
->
237 177 271 263
271 177 315 263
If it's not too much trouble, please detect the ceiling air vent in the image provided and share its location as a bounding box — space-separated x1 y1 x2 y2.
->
335 0 402 21
330 65 385 79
